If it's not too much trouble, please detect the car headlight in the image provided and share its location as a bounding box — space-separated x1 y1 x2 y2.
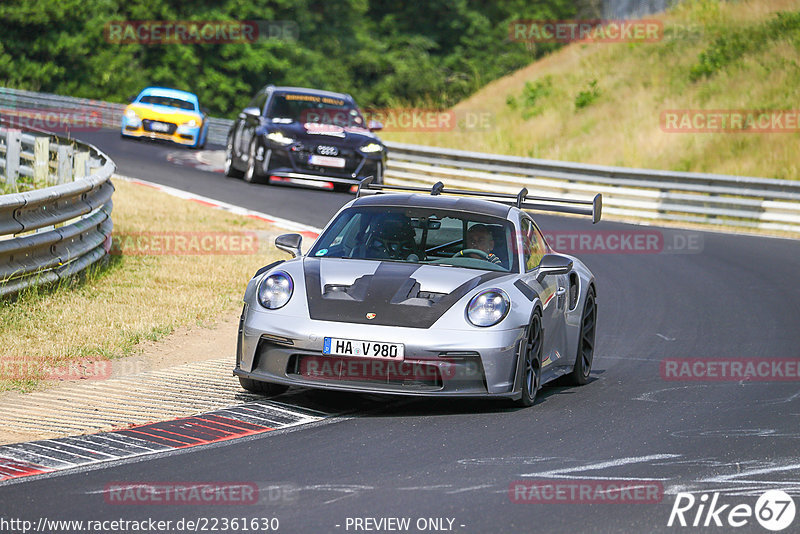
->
125 109 141 123
466 289 509 327
266 132 294 145
257 271 294 309
182 119 198 128
359 143 383 153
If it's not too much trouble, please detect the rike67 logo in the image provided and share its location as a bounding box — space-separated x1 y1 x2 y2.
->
668 490 795 531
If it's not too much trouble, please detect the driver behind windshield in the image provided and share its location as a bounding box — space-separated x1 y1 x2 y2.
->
456 224 502 265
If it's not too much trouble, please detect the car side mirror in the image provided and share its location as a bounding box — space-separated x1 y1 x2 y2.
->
127 94 137 103
275 233 302 258
368 120 383 131
536 254 573 282
240 107 261 119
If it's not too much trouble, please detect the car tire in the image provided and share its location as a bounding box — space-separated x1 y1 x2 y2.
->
238 376 289 397
244 139 268 184
224 137 244 178
565 286 596 386
514 310 542 407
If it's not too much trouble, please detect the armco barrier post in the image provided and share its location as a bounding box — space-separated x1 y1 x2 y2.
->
57 144 72 184
33 136 49 187
4 129 21 191
73 151 88 179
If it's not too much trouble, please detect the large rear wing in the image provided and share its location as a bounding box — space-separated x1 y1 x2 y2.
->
356 177 602 224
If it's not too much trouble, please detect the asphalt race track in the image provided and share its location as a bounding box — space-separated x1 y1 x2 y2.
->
1 130 799 533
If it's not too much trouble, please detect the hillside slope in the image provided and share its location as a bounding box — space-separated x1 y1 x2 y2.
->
382 0 800 180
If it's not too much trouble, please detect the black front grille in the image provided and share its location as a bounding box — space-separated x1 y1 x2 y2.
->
288 354 443 390
142 120 177 134
290 144 361 176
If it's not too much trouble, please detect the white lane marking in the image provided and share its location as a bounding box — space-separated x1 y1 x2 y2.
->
519 453 681 478
700 462 800 484
766 389 800 405
299 484 375 505
41 439 119 460
635 384 800 405
82 434 164 453
445 484 495 494
457 456 561 465
30 441 106 461
2 445 79 468
263 399 332 417
115 174 323 235
656 333 675 341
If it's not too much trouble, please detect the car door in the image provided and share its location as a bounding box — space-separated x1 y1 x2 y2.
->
234 91 267 158
518 217 569 375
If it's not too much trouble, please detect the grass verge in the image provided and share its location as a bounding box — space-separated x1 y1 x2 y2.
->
381 0 800 180
0 178 283 392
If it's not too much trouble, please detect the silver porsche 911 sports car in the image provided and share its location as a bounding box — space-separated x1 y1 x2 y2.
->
234 180 601 406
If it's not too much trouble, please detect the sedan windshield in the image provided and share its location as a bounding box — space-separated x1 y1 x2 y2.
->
309 206 518 273
268 93 365 127
138 95 197 111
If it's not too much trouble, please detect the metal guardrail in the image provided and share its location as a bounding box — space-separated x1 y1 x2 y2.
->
0 125 115 297
2 86 799 234
0 87 232 146
382 143 800 233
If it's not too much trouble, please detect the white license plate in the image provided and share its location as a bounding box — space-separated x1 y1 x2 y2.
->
323 337 404 360
150 122 169 132
309 155 345 168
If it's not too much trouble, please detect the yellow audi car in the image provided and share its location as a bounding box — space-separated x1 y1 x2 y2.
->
120 87 209 148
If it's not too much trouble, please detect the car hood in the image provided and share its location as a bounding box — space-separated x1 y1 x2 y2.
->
271 121 380 145
126 103 202 124
302 257 509 329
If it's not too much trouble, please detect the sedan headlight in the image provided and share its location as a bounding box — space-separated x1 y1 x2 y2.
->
466 289 509 327
182 119 199 128
266 131 294 145
124 109 141 124
257 271 294 309
359 143 383 153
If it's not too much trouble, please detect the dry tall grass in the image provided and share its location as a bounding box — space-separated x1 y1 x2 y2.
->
382 0 800 179
0 179 283 391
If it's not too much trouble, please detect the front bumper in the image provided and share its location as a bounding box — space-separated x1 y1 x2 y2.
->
234 305 525 398
121 119 200 146
265 144 383 184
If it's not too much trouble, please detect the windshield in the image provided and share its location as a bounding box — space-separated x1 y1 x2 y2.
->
138 95 197 111
268 93 365 127
309 206 518 273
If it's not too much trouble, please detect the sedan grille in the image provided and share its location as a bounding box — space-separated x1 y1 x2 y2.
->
142 120 177 134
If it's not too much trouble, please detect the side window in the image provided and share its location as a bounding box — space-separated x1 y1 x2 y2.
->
521 218 546 271
248 91 267 114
